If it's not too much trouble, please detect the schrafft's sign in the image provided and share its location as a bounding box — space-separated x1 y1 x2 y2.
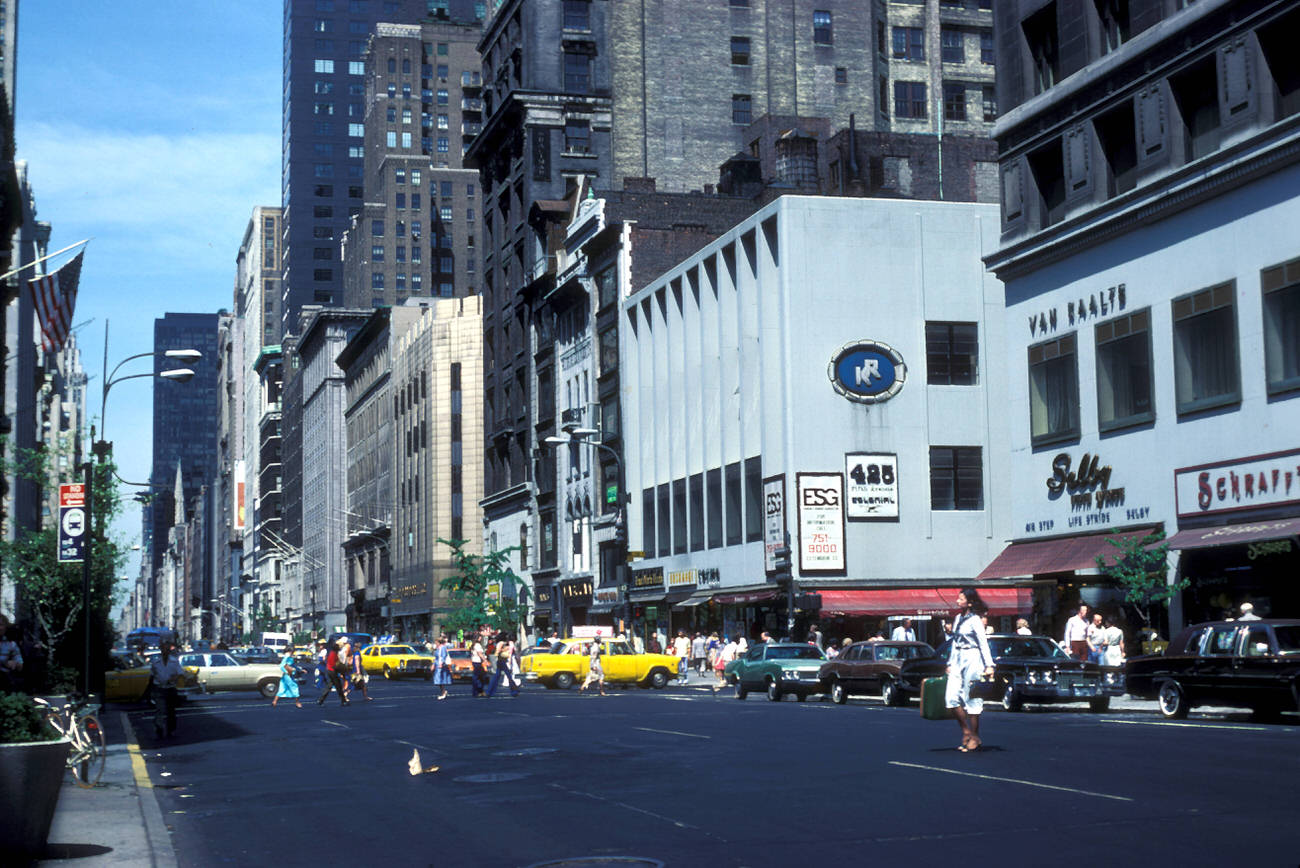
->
796 473 845 575
1175 448 1300 518
58 483 87 563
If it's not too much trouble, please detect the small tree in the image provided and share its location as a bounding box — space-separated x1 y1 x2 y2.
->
1094 527 1187 631
437 538 530 639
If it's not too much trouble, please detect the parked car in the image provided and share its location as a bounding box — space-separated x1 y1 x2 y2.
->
725 643 827 702
1125 618 1300 720
104 651 200 704
896 634 1124 712
519 637 679 689
820 640 937 705
445 648 475 680
177 651 300 698
329 632 375 652
358 644 434 680
232 647 281 665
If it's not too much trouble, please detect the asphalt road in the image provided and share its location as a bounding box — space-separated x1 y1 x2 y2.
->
124 679 1300 867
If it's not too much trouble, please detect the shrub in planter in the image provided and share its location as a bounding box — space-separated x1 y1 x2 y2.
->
0 692 70 860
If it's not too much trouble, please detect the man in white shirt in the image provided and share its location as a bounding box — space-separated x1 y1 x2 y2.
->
891 618 916 642
1064 604 1090 661
691 632 707 675
1238 602 1262 621
672 631 691 684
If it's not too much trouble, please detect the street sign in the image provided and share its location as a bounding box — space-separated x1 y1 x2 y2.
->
58 483 87 563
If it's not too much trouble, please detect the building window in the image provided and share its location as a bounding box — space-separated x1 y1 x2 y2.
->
813 10 833 44
395 193 406 209
437 113 449 129
440 206 453 221
706 468 722 549
656 483 671 557
402 132 412 148
943 81 967 121
835 66 848 84
1029 333 1080 445
1023 3 1059 94
371 245 384 261
386 131 397 147
565 119 590 153
743 456 762 542
879 77 889 117
941 28 964 63
348 61 365 75
732 93 752 125
598 325 618 376
1262 257 1300 395
371 219 384 236
1096 308 1154 431
563 0 590 29
930 446 983 511
395 245 406 262
1096 0 1130 55
1173 282 1240 414
347 145 363 158
564 51 590 93
371 272 385 289
314 59 335 74
313 247 333 260
1170 55 1221 161
437 136 449 152
892 27 925 61
980 29 994 64
982 86 997 121
402 108 412 124
313 269 332 281
411 169 422 186
642 488 656 557
926 322 978 385
894 81 927 119
437 89 449 105
731 36 751 66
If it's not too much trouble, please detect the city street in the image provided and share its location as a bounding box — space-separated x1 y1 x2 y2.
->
120 680 1299 867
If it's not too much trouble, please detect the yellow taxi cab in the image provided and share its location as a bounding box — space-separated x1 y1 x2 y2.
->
520 634 680 690
358 644 435 680
104 650 200 704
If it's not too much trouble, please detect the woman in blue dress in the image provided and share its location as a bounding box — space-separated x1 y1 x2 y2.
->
433 635 453 700
272 646 303 708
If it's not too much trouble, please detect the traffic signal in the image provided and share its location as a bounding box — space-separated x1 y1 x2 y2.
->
772 545 792 573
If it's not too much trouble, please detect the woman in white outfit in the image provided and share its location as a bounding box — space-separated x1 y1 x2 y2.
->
946 589 995 752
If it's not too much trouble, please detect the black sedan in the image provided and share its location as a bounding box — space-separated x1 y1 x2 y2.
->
896 634 1124 712
1125 618 1300 720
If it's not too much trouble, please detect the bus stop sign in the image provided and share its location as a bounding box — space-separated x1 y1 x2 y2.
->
58 483 87 563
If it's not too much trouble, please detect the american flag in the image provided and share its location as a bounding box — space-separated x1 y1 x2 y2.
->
29 251 84 353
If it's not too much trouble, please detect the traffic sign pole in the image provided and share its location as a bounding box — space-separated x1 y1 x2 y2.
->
80 463 92 699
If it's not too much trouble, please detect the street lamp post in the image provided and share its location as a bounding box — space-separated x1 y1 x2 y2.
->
543 428 628 633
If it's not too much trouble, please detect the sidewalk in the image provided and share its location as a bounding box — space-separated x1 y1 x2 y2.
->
37 711 176 867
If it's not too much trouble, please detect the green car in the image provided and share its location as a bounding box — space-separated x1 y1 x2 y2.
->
725 643 827 702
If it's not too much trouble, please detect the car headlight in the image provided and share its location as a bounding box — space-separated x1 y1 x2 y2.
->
782 669 800 679
1104 671 1120 684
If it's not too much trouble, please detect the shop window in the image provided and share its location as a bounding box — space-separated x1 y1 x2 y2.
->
672 479 688 555
1028 333 1080 445
744 456 762 543
1095 308 1154 431
1173 282 1240 415
657 483 672 557
725 462 742 546
926 322 978 385
1262 256 1300 395
706 468 723 549
930 446 984 511
1170 55 1221 161
689 473 705 552
642 488 656 557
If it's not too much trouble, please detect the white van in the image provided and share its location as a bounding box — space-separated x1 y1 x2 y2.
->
261 632 292 653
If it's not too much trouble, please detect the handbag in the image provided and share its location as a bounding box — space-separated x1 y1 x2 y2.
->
920 676 951 720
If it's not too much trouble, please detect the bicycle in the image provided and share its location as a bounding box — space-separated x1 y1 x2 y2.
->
33 694 106 788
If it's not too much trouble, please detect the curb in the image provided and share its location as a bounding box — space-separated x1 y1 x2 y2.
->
119 712 179 868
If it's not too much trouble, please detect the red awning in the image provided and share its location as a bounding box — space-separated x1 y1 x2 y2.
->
976 527 1159 580
1165 517 1300 550
818 588 1032 617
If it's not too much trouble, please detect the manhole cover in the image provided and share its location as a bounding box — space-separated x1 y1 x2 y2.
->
523 859 664 868
492 747 557 757
453 772 531 783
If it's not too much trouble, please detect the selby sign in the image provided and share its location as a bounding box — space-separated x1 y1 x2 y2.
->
827 340 906 404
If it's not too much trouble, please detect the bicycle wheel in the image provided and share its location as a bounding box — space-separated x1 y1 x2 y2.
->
71 714 106 788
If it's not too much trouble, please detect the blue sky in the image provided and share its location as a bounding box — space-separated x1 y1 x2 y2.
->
15 2 282 587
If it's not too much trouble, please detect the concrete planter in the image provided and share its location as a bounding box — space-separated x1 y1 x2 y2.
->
0 737 71 860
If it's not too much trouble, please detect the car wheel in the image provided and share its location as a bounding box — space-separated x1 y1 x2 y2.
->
1089 696 1110 713
553 671 575 690
1157 680 1188 719
1001 679 1023 712
796 692 807 702
734 679 748 700
830 680 847 705
649 669 670 690
881 678 900 707
383 665 393 680
424 671 432 681
258 679 278 699
766 679 781 702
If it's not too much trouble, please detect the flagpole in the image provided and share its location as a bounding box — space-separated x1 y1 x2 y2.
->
0 237 91 283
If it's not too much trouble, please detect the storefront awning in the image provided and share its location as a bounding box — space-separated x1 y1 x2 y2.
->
588 601 621 613
673 593 713 609
714 588 779 605
818 588 1032 617
1165 517 1300 549
976 526 1159 580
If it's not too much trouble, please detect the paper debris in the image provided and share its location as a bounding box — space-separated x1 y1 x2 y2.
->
408 748 439 776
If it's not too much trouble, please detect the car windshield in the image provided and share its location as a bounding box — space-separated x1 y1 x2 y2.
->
449 649 470 659
766 646 825 661
388 646 417 655
1274 626 1300 654
988 637 1067 659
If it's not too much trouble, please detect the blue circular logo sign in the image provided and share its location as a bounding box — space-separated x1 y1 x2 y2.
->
828 340 906 404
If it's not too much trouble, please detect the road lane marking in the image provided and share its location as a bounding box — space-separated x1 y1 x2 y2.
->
122 712 153 790
1100 718 1285 732
633 726 710 739
888 761 1133 802
549 783 724 840
321 719 349 728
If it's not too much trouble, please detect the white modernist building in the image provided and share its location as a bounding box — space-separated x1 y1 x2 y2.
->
620 195 1019 645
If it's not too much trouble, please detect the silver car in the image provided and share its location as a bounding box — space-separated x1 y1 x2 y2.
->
177 651 298 698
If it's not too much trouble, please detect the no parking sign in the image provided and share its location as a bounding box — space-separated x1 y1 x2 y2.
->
58 483 87 563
